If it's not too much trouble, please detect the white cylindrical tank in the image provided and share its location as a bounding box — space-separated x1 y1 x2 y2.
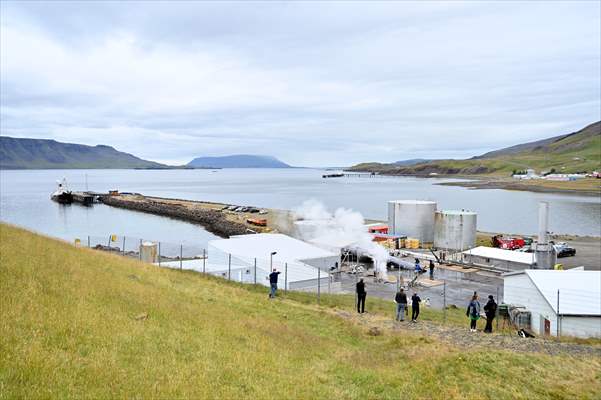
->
434 210 477 251
388 200 437 243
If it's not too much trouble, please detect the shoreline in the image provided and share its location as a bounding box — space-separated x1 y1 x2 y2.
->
436 178 601 196
347 169 601 196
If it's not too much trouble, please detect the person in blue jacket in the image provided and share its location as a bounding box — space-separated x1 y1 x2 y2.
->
466 293 481 332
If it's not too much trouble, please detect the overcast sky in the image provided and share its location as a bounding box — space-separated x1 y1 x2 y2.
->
1 1 600 166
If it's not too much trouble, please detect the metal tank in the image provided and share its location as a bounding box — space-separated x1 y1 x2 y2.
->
387 200 437 243
534 201 556 269
434 210 477 251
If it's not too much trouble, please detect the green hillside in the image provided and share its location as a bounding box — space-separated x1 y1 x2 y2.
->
1 224 599 399
351 121 601 176
0 137 167 169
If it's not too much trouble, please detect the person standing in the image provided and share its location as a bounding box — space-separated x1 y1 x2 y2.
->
483 295 497 333
411 292 421 322
466 294 481 332
394 288 408 321
356 278 366 314
429 260 435 280
269 269 281 299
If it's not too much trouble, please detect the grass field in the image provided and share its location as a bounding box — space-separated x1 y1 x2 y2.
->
1 223 600 399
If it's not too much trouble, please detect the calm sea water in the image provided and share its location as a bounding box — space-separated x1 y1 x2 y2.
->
1 169 600 248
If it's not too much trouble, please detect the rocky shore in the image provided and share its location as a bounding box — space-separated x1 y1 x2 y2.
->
101 195 249 238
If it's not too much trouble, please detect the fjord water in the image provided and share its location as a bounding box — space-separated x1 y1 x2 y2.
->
1 169 600 247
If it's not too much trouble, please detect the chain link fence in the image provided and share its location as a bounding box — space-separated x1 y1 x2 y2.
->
77 234 598 340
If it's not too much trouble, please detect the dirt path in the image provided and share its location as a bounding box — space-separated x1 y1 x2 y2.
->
331 309 601 358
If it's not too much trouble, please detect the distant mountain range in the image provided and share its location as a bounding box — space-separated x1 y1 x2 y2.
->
350 121 601 176
0 137 167 169
187 155 291 168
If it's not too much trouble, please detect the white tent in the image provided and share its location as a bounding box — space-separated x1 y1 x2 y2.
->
207 234 336 289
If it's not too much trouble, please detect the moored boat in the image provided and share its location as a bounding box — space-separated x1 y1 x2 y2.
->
51 178 73 204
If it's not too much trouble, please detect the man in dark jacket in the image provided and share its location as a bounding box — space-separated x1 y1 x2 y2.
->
411 292 421 322
483 295 497 333
394 288 408 321
269 269 281 299
356 278 366 314
429 260 435 280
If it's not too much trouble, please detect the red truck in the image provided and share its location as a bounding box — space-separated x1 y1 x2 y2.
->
492 235 525 250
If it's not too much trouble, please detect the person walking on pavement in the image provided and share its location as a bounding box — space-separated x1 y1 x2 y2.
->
268 269 281 299
356 278 366 314
394 288 408 321
411 292 421 322
483 295 497 333
466 294 481 332
429 260 435 280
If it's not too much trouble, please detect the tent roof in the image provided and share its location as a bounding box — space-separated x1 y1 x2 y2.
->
210 233 336 262
463 246 536 265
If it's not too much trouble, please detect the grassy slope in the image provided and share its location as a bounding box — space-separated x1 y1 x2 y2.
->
1 224 600 399
351 123 601 176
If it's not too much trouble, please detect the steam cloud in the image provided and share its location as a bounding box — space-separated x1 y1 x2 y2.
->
294 199 389 279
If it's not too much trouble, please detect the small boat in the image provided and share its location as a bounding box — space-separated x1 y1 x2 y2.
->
51 178 73 204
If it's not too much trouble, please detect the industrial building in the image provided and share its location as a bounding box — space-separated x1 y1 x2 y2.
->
388 200 437 244
206 234 335 289
503 270 601 338
434 210 477 251
462 246 536 271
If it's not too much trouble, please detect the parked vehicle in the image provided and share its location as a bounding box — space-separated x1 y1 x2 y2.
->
492 235 525 250
553 242 576 258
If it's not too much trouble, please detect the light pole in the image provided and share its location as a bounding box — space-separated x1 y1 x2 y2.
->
270 251 277 271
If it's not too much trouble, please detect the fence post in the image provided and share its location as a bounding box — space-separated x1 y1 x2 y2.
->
556 289 560 338
254 258 257 285
443 280 447 324
158 242 161 266
202 249 206 274
284 262 288 294
180 244 183 270
228 253 231 280
122 237 126 256
107 235 111 249
139 239 142 260
496 286 500 332
317 268 321 305
87 235 90 248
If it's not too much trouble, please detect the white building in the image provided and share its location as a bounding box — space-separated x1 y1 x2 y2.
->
462 246 536 271
503 270 601 338
202 234 336 290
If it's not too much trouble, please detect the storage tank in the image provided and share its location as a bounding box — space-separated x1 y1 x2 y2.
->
434 210 477 251
387 200 437 243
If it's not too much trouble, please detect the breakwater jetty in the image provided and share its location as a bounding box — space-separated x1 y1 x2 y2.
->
100 194 286 238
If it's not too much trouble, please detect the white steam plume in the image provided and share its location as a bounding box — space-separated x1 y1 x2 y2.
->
294 200 389 279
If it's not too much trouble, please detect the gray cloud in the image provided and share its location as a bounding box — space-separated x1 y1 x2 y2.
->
1 1 599 166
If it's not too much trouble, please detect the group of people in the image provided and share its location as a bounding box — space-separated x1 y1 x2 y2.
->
271 268 498 334
357 279 422 323
466 292 498 333
358 279 499 333
414 259 436 280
